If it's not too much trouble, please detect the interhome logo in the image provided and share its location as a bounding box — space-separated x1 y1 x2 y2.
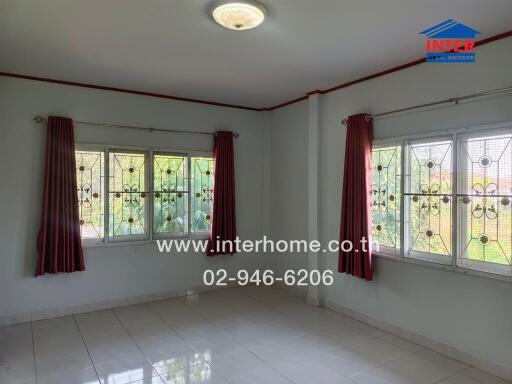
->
419 19 481 63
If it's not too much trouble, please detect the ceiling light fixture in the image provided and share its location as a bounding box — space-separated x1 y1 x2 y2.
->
211 1 267 31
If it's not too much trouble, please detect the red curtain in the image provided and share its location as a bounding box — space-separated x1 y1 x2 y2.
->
207 131 236 256
36 116 84 276
338 114 373 281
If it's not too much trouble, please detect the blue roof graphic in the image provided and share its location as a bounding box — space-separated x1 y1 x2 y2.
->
419 19 481 38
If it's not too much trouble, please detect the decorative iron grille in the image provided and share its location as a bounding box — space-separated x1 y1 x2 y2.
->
76 151 104 239
153 154 187 235
371 145 401 252
406 140 452 257
458 134 512 269
191 157 214 232
109 151 147 238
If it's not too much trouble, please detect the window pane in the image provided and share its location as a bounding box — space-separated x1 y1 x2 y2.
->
406 140 453 261
109 151 148 239
76 150 104 240
371 145 401 253
458 133 512 274
153 154 188 236
191 157 214 232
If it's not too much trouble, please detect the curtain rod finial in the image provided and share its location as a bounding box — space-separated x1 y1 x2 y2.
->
234 132 240 138
342 119 347 126
34 115 45 124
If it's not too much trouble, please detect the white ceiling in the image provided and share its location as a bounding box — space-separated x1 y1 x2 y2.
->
1 0 511 109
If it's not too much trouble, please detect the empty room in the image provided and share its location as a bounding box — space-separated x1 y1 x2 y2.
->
1 1 512 383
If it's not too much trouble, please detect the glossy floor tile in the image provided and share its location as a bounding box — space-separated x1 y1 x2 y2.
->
0 286 509 384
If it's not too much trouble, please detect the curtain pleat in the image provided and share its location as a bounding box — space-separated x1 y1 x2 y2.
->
338 114 373 280
207 131 237 256
36 116 84 275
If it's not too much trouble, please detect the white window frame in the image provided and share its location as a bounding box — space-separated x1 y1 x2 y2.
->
108 148 151 243
372 121 512 281
403 135 454 266
189 152 215 240
75 143 213 246
371 140 402 257
152 151 189 240
456 127 512 278
75 144 107 247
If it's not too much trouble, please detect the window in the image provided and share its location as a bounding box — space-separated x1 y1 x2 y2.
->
153 153 188 237
191 157 214 233
109 150 149 241
458 132 512 275
75 148 213 244
405 139 453 264
76 150 104 242
372 124 512 278
371 145 401 255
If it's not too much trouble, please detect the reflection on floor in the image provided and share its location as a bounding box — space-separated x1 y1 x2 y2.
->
0 286 509 384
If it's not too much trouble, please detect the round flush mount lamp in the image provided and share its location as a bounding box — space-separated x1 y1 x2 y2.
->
211 1 267 31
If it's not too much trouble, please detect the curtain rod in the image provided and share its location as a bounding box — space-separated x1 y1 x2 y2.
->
341 86 512 125
33 115 240 138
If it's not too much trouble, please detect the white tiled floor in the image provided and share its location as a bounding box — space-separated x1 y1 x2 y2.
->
0 286 509 384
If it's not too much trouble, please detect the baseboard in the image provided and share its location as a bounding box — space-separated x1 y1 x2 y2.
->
324 298 512 381
0 283 237 327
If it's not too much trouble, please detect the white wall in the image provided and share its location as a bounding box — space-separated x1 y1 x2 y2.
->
0 77 267 322
270 37 512 374
269 101 309 275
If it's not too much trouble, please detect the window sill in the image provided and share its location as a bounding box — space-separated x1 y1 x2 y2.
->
82 240 152 248
82 234 210 248
373 251 512 284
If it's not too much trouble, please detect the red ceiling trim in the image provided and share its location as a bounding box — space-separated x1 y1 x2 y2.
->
1 30 511 112
474 29 512 46
0 72 261 112
321 58 426 94
263 95 309 110
263 29 512 111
